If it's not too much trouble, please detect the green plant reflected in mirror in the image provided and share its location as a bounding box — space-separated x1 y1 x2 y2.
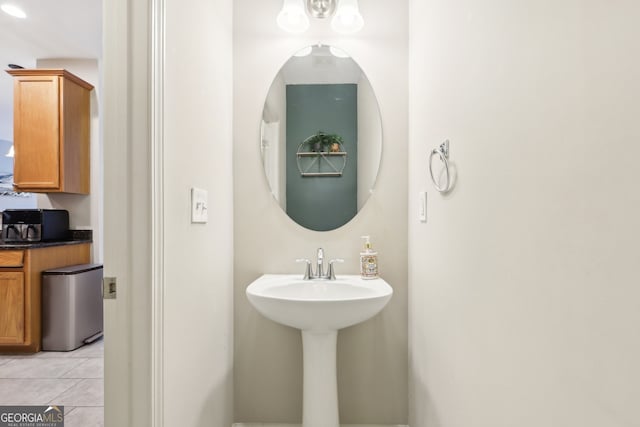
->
261 44 382 231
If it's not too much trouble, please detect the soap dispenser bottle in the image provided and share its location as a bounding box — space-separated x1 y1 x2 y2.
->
360 235 379 280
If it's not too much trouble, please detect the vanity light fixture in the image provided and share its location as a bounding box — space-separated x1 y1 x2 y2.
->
307 0 336 18
5 145 14 158
1 3 26 19
277 0 364 34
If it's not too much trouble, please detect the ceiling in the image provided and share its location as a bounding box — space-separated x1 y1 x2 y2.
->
0 0 102 143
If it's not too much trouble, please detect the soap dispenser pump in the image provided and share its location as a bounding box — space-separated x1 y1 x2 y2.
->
360 235 379 280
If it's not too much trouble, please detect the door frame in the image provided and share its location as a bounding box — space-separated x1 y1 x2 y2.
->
150 0 166 425
103 0 163 425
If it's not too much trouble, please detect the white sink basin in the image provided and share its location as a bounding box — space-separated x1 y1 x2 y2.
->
246 274 393 331
246 273 393 427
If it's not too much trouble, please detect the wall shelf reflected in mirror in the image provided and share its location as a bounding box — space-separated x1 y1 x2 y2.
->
297 154 347 177
296 140 347 177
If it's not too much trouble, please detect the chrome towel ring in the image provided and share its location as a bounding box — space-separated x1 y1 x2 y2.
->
429 140 452 193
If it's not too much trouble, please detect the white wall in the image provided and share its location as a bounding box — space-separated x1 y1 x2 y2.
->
234 0 408 423
408 1 640 426
162 0 234 426
36 58 102 261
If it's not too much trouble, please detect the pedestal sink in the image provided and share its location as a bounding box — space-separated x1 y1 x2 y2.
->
246 274 393 427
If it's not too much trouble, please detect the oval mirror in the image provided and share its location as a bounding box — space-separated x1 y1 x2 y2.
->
261 44 382 231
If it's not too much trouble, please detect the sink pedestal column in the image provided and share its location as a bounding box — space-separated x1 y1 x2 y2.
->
302 330 339 427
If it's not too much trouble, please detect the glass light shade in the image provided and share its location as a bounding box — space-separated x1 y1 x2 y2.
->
277 0 310 33
5 145 14 157
331 0 364 34
1 4 26 18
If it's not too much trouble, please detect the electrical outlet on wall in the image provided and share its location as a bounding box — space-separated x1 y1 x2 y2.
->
191 187 208 223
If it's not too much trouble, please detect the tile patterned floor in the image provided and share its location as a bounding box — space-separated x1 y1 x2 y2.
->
0 338 104 427
1 340 403 427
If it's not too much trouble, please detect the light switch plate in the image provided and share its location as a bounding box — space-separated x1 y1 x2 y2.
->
419 191 427 222
191 187 208 223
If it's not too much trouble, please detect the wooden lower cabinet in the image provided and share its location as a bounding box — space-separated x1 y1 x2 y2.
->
0 243 90 352
0 272 25 344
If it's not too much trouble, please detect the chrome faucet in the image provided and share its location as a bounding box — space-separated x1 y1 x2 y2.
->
316 248 324 279
296 248 344 280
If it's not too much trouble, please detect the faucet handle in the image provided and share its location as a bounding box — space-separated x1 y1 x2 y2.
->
327 258 344 280
296 258 312 280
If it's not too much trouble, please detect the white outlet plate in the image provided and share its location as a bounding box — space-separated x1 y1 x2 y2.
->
191 187 208 223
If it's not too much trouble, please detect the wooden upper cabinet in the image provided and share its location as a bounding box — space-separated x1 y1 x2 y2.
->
7 69 94 194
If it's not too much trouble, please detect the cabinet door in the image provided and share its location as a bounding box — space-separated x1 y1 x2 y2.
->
0 272 25 344
12 75 61 190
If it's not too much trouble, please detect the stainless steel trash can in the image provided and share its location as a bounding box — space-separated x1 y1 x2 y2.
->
42 264 104 351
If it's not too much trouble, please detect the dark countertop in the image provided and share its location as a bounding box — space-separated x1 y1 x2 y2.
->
0 239 92 249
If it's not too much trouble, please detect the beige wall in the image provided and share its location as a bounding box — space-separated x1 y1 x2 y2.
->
162 0 234 426
234 0 408 423
408 1 640 426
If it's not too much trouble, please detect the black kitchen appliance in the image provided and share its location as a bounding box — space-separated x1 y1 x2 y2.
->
1 209 70 242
